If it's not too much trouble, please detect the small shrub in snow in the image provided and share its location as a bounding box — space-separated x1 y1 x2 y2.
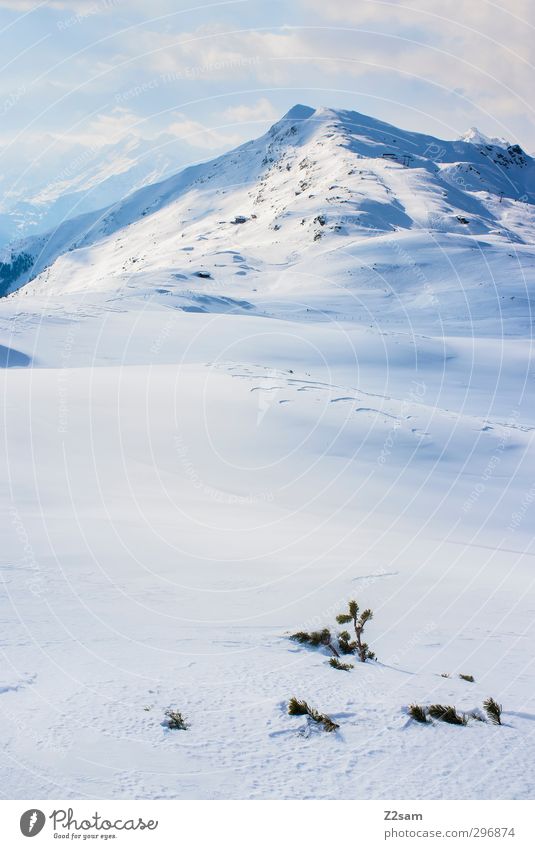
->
459 674 475 683
428 704 467 726
290 628 340 657
440 672 451 678
336 600 376 662
291 630 315 645
408 704 429 724
337 629 357 654
164 709 189 730
328 657 354 671
287 697 339 732
483 697 502 725
288 696 309 716
319 715 340 733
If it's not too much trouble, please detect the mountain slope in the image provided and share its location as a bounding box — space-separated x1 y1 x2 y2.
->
3 105 535 323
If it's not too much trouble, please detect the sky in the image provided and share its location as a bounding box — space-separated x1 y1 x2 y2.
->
0 0 534 193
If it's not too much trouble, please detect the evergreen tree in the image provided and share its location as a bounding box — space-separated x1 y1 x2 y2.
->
336 599 376 662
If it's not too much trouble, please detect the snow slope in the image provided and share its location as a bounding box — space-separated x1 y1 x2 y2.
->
1 106 534 800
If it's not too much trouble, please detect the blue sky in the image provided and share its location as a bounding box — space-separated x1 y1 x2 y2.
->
0 0 533 183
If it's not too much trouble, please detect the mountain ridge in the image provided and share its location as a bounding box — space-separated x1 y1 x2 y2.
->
2 104 535 331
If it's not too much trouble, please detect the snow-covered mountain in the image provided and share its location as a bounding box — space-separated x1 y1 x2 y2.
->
1 106 535 800
460 126 510 149
3 104 535 336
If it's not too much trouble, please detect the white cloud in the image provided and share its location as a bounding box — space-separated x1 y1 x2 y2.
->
298 0 535 101
220 98 278 125
120 15 533 113
117 24 306 82
166 113 241 149
48 107 141 147
40 105 239 154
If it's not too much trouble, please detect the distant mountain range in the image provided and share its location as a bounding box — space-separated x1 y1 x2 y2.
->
0 130 205 249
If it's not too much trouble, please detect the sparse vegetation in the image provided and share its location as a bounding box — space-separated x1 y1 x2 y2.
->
483 697 502 725
408 704 429 724
319 714 340 733
337 629 357 654
459 674 475 683
328 657 354 671
287 696 309 716
440 672 451 678
164 709 189 730
287 697 339 732
290 628 340 657
336 600 376 662
289 598 376 662
428 704 467 726
406 701 500 727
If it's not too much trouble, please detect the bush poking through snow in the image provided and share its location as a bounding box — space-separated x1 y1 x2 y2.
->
290 628 340 657
337 629 356 654
288 696 309 716
336 599 376 662
287 697 339 732
428 704 467 726
440 673 451 678
288 696 308 716
319 715 340 733
406 703 498 726
164 709 189 730
406 701 502 727
459 674 475 683
289 599 376 661
328 657 354 671
483 697 502 725
290 630 319 645
408 704 429 724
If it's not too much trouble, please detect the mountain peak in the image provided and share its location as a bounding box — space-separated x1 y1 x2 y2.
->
281 104 316 121
460 126 509 149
